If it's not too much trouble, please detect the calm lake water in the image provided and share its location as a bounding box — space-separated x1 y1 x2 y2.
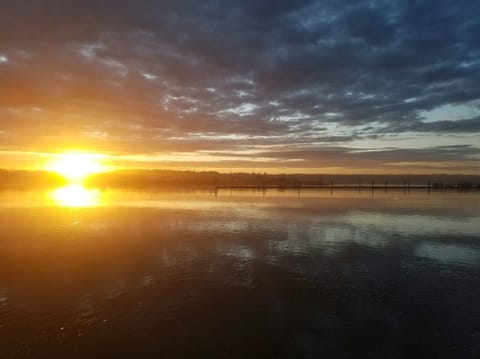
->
0 188 479 358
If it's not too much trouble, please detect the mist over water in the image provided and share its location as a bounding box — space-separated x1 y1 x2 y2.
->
0 189 479 358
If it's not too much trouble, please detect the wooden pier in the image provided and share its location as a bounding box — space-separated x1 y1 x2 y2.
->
214 183 478 191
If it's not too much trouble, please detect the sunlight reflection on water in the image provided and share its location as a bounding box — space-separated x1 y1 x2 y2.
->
50 185 100 207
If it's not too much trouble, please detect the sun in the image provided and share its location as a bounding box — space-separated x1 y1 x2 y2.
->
45 152 106 181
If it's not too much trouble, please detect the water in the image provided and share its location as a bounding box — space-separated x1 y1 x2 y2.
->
0 188 479 358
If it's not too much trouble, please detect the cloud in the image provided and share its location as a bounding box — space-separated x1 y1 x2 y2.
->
0 0 479 171
383 116 480 133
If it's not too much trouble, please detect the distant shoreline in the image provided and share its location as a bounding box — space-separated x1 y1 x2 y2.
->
1 169 479 190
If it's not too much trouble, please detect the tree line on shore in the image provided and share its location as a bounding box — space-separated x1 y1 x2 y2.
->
1 169 479 190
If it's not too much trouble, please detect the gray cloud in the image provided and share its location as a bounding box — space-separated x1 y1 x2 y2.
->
383 116 480 133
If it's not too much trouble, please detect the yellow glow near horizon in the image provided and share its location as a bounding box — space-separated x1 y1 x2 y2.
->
51 184 100 207
45 153 107 181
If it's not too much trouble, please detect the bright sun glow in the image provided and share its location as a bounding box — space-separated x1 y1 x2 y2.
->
51 184 100 207
45 153 106 181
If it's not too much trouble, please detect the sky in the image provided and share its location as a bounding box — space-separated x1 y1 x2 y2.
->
1 0 480 174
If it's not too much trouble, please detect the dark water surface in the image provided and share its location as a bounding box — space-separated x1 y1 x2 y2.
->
0 189 479 358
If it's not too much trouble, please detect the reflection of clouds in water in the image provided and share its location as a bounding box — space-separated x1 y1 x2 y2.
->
0 287 8 307
164 210 480 271
208 217 480 271
265 223 387 259
170 217 277 234
194 219 251 233
168 203 480 265
78 294 96 318
345 212 480 237
216 243 255 262
415 243 480 267
102 279 127 300
211 243 257 287
141 274 156 287
157 245 199 268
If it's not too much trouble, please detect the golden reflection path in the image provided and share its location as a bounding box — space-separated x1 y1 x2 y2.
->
50 184 101 207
